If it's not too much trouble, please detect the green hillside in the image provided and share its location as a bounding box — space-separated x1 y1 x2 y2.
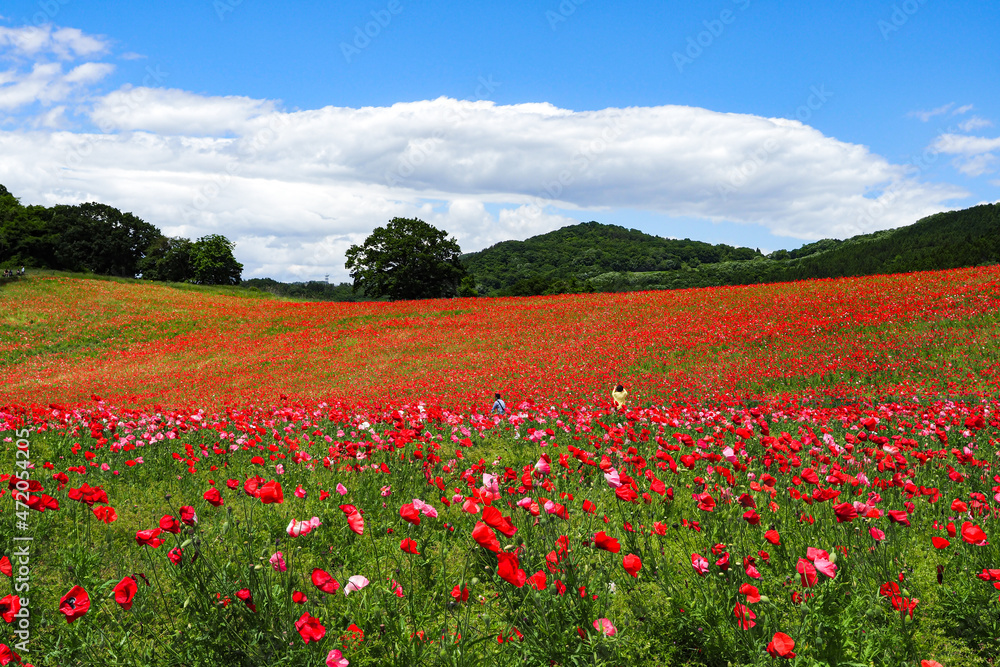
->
462 203 1000 295
461 221 764 295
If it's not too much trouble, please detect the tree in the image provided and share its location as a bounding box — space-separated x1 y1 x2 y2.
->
140 236 194 282
51 203 161 277
345 217 468 300
191 234 242 285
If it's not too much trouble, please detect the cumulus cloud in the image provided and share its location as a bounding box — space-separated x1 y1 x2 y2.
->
0 25 113 112
0 25 108 60
0 61 114 109
0 91 968 282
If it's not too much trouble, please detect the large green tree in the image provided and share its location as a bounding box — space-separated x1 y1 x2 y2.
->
345 217 468 300
191 234 243 285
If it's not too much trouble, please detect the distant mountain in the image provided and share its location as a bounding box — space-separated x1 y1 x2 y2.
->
461 204 1000 296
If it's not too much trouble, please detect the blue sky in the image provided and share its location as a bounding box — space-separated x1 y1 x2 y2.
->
1 0 997 280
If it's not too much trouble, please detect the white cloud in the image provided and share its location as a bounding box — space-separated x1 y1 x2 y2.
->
0 25 113 112
929 132 1000 177
120 52 146 61
952 104 974 116
0 61 114 109
90 87 278 135
0 91 969 282
931 133 1000 156
0 25 108 60
958 116 993 132
908 103 954 122
952 153 997 177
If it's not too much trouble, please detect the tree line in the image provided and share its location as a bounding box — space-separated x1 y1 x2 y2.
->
0 185 242 284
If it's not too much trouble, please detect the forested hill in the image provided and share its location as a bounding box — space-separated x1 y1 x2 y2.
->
461 221 764 295
462 204 1000 296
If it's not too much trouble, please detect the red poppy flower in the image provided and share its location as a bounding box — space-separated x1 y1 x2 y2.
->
472 522 500 553
451 585 469 602
339 504 364 535
135 528 164 548
887 510 910 526
497 552 526 588
764 529 781 545
743 509 760 525
0 643 20 666
733 602 756 629
0 595 20 623
399 503 421 525
159 515 181 534
767 632 795 658
59 585 90 623
236 588 256 613
244 476 263 497
93 506 117 524
622 554 642 578
179 505 198 525
311 568 340 594
582 499 596 514
400 538 420 555
483 506 518 536
203 488 224 507
695 492 716 512
258 480 284 504
961 522 988 545
292 590 308 604
796 559 818 588
294 612 326 643
592 531 620 553
931 537 950 549
0 557 10 577
740 583 761 603
691 553 709 576
832 502 858 523
113 576 137 610
68 483 108 507
528 570 547 590
168 548 184 566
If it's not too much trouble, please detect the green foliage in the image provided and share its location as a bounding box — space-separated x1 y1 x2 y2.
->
0 185 243 285
140 237 194 282
242 278 380 302
462 204 1000 296
190 234 243 285
461 221 763 296
345 217 468 301
48 202 162 278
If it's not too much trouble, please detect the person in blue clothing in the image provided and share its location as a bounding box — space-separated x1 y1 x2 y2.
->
491 392 506 415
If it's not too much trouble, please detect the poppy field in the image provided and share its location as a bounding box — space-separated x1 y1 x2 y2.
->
3 268 1000 666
